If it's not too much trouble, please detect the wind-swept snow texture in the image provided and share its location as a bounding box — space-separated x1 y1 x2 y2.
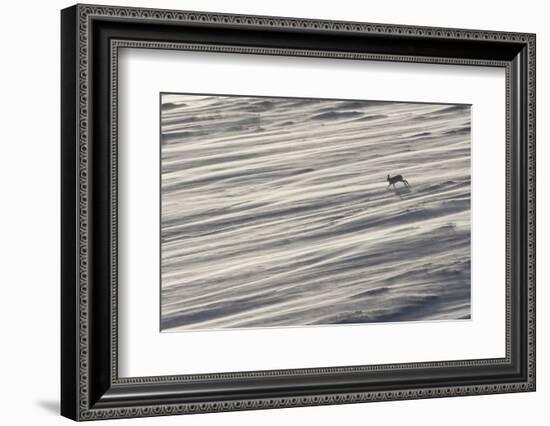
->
160 93 471 331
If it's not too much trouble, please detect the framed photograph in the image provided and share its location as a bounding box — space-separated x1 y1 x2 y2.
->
61 4 536 421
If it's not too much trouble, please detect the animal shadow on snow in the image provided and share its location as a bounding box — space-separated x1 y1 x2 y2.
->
389 185 412 197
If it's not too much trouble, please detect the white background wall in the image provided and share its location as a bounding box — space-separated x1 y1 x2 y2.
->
0 0 546 424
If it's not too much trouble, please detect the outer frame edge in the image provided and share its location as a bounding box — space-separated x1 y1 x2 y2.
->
61 4 80 422
68 4 536 421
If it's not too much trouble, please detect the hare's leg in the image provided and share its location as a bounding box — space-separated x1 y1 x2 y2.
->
403 179 409 186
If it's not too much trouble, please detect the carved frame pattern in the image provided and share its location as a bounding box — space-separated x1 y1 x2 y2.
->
61 3 536 421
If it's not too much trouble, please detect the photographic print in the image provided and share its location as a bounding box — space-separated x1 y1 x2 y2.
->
160 93 471 332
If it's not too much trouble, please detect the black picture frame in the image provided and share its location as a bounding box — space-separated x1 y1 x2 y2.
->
61 4 536 421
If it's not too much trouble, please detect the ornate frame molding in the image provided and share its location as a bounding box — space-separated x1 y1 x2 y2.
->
61 4 535 421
